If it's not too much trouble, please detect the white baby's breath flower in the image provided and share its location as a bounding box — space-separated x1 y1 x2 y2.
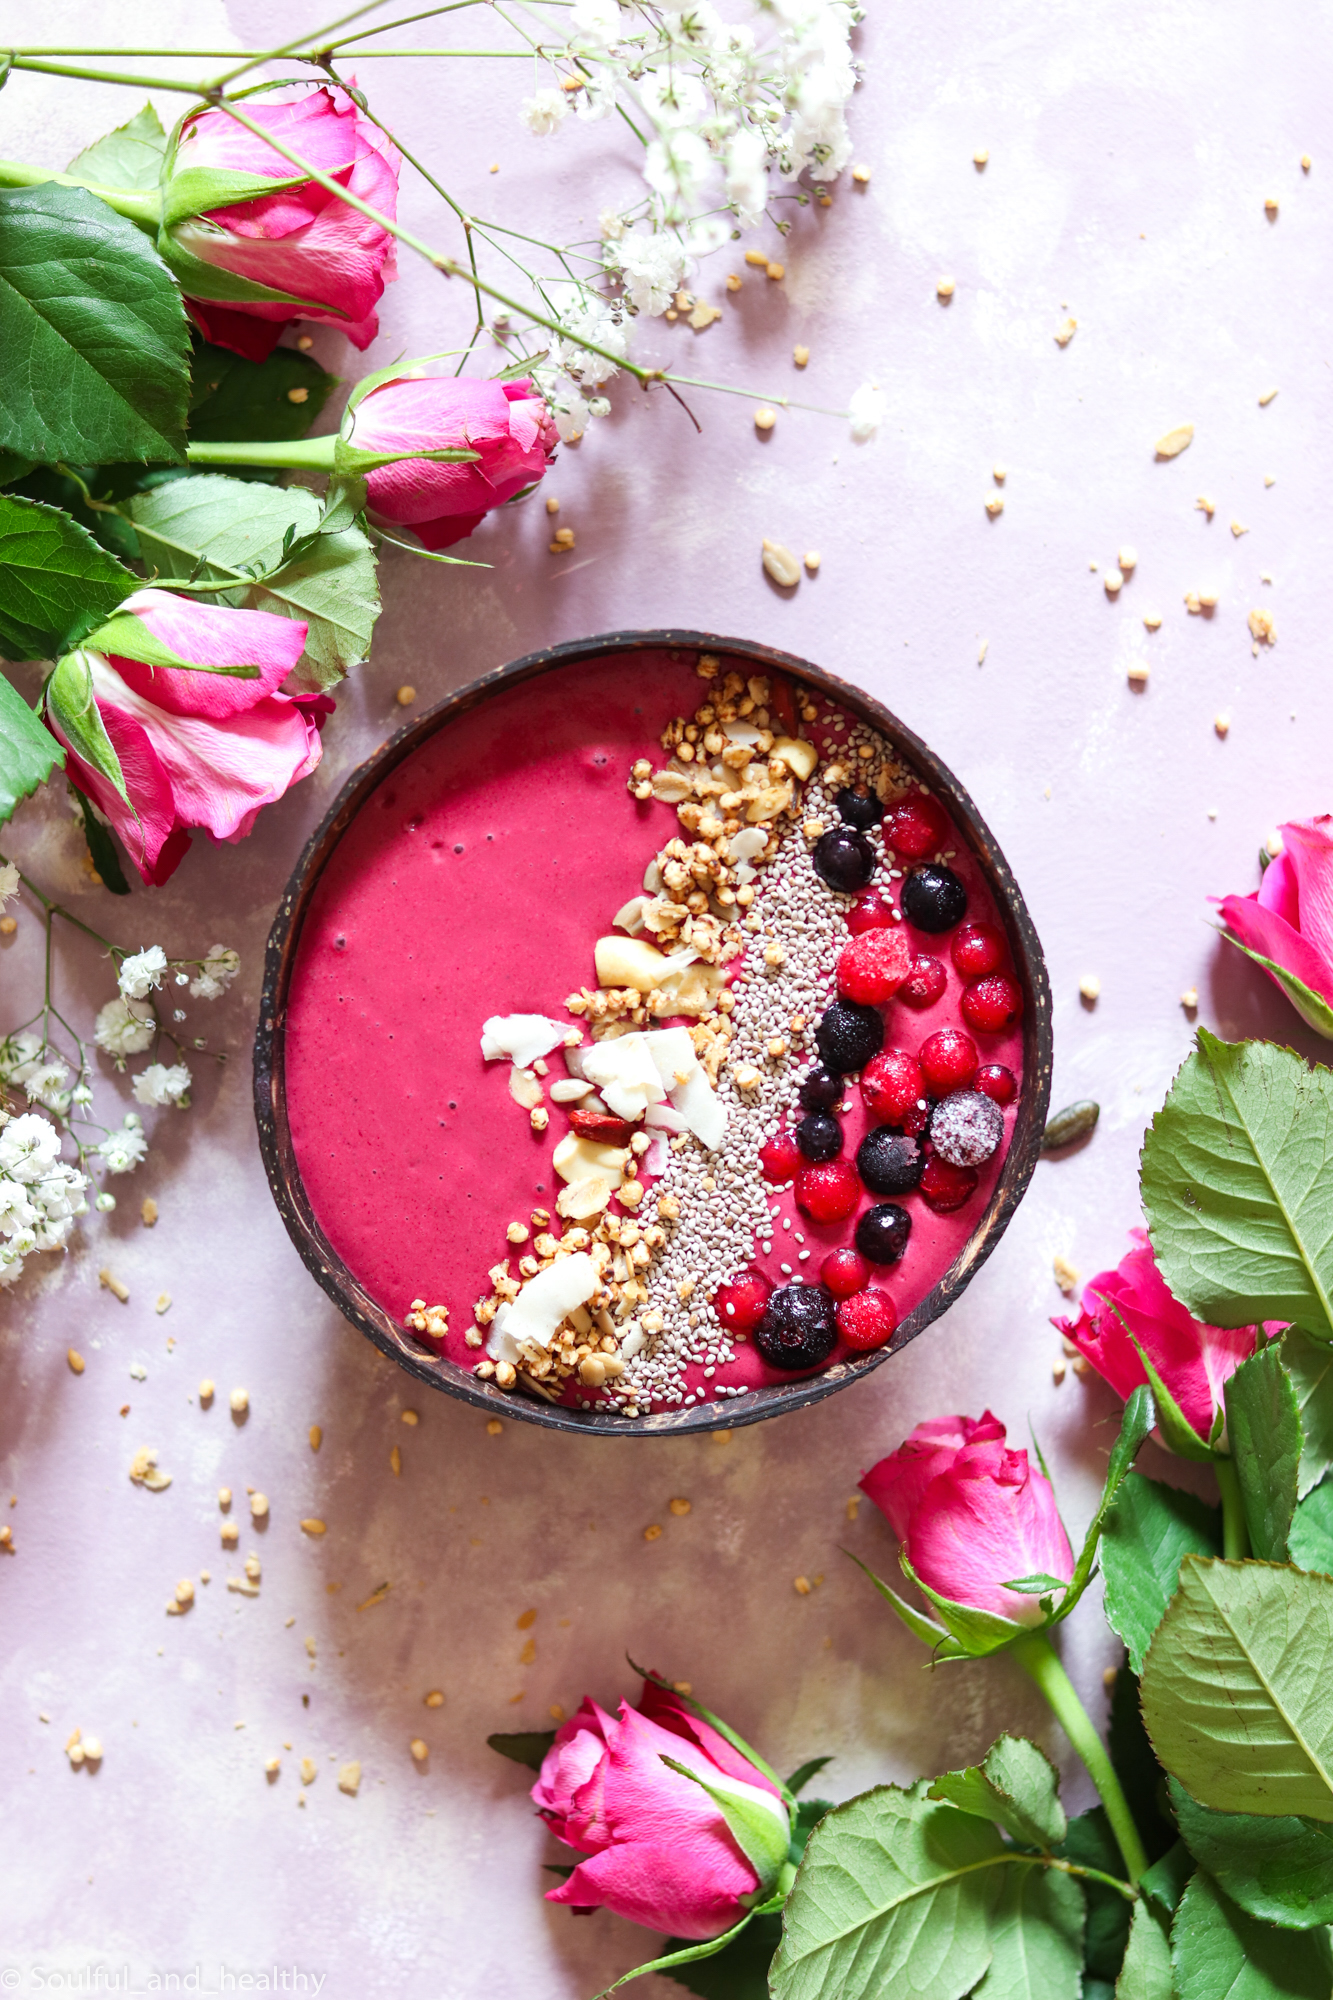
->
0 859 19 909
521 88 569 137
22 1061 71 1114
0 1030 43 1086
725 125 770 227
132 1062 192 1109
568 0 626 49
607 230 689 316
189 945 240 1002
119 947 169 1000
848 381 886 442
644 127 713 217
598 208 628 243
97 1120 149 1175
95 996 155 1061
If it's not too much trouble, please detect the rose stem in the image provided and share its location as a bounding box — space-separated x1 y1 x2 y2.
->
1009 1631 1149 1886
1213 1457 1251 1562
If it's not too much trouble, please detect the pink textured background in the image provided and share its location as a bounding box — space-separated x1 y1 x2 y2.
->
2 2 1332 1992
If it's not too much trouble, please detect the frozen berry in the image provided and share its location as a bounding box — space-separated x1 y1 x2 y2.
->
754 1284 838 1371
976 1063 1018 1107
855 1202 912 1265
861 1049 927 1127
760 1130 803 1183
812 827 876 893
951 921 1007 979
919 1156 979 1213
799 1065 843 1112
919 1027 979 1095
857 1128 924 1195
960 973 1024 1034
712 1271 772 1333
815 1000 884 1076
821 1247 871 1298
846 890 896 936
794 1159 861 1224
901 865 968 934
836 786 883 831
898 953 948 1010
836 1289 899 1351
796 1112 843 1162
837 927 913 1004
929 1090 1004 1167
882 792 950 859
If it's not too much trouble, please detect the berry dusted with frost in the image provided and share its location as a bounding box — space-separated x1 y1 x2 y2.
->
799 1065 843 1112
855 1202 912 1265
901 864 968 934
836 786 883 831
754 1283 838 1371
846 890 896 936
796 1112 843 1162
929 1090 1005 1167
794 1159 860 1224
882 792 950 860
919 1156 979 1213
836 1289 899 1351
951 921 1007 979
836 926 913 1004
918 1027 979 1096
898 953 948 1010
960 973 1024 1034
975 1062 1018 1107
712 1270 772 1333
815 1000 884 1076
821 1247 871 1298
861 1049 927 1127
760 1130 803 1184
857 1127 924 1196
812 827 876 893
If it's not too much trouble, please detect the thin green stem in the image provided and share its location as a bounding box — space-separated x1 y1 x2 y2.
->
1010 1631 1149 1886
0 851 118 953
0 159 159 226
1214 1458 1251 1561
185 436 337 471
206 0 391 89
5 56 207 93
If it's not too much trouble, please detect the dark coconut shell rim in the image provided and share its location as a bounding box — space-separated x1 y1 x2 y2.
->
254 629 1053 1437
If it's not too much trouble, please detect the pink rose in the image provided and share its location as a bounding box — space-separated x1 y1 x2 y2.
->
46 590 327 887
1218 816 1333 1034
347 374 559 549
861 1411 1074 1623
167 84 400 360
532 1684 789 1940
1054 1228 1266 1448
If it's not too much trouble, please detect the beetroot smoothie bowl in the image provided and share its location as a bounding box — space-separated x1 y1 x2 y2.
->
255 631 1052 1435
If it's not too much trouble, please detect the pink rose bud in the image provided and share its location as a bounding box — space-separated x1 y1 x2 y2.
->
860 1411 1074 1624
347 374 559 549
166 84 400 361
1054 1228 1269 1450
531 1683 790 1940
1218 816 1333 1036
46 590 325 887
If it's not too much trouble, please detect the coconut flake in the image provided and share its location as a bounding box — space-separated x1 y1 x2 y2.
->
613 895 648 935
644 1135 670 1177
508 1066 543 1109
727 827 768 864
644 1101 688 1132
646 1026 727 1149
480 1014 569 1066
580 1035 668 1120
553 1134 629 1188
503 1253 600 1350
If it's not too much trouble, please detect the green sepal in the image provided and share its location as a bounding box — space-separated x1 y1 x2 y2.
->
1220 930 1333 1039
1123 1327 1216 1462
69 783 129 894
901 1553 1032 1657
45 651 128 805
155 230 329 314
1002 1573 1071 1594
841 1550 973 1662
785 1757 833 1797
591 1914 758 2000
333 437 481 478
78 608 260 679
658 1755 792 1901
627 1659 792 1801
1054 1385 1156 1622
485 1729 556 1772
160 164 307 232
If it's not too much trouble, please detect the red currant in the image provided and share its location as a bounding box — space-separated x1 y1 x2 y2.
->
836 1288 899 1350
919 1156 979 1213
960 973 1023 1034
821 1247 871 1298
846 890 896 936
861 1049 927 1126
713 1271 772 1333
794 1159 860 1224
882 793 950 860
898 953 948 1010
760 1130 803 1183
836 927 913 1005
918 1027 978 1095
951 921 1006 979
975 1062 1018 1107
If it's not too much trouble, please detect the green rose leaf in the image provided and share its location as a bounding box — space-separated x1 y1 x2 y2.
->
1169 1777 1333 1929
1141 1557 1333 1820
67 102 168 192
0 671 63 823
1101 1472 1221 1675
1225 1342 1302 1561
1170 1867 1333 1999
1060 1384 1156 1612
0 451 34 487
1285 1328 1333 1499
1056 1809 1130 1982
1140 1838 1195 1914
1115 1899 1173 1999
1290 1476 1333 1574
1141 1032 1333 1343
770 1780 1005 2000
485 1729 555 1772
1108 1668 1180 1868
0 184 191 464
45 651 127 805
0 494 137 662
972 1864 1084 2000
189 341 338 445
929 1733 1067 1850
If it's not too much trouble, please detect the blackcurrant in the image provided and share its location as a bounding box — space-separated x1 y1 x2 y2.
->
856 1127 924 1195
855 1202 912 1265
799 1065 843 1112
796 1112 843 1161
900 864 968 933
835 787 882 832
753 1284 839 1371
815 1001 885 1076
812 827 876 893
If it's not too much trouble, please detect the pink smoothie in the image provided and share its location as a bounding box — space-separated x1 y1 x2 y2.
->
283 647 1023 1404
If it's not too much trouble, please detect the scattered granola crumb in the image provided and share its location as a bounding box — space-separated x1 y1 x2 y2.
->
549 1704 566 1722
1079 974 1101 1002
67 1349 85 1375
977 639 988 665
486 1418 503 1435
1181 988 1198 1011
1230 519 1248 538
669 1497 692 1516
643 1523 663 1542
725 272 742 292
936 275 955 300
300 1518 327 1537
1141 613 1162 633
410 1738 429 1764
1214 712 1230 738
99 1268 129 1304
713 1429 732 1445
1117 545 1137 572
401 1409 419 1427
765 261 784 283
794 1575 812 1595
0 1524 13 1551
1155 423 1193 458
250 1493 269 1520
845 1495 860 1521
230 1387 249 1415
1195 495 1215 518
130 1362 147 1381
1264 195 1279 217
1258 386 1279 406
266 1756 281 1779
851 164 871 185
1054 316 1077 346
1302 154 1312 172
753 407 777 432
1104 567 1124 596
337 1761 361 1796
155 1293 171 1315
549 526 575 552
973 146 989 167
984 495 1004 518
141 1198 158 1227
1052 1361 1067 1385
1197 585 1218 610
804 550 821 574
199 1379 215 1405
1248 606 1277 647
793 344 809 367
395 685 416 707
0 916 15 936
129 1448 171 1491
1053 1255 1080 1297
